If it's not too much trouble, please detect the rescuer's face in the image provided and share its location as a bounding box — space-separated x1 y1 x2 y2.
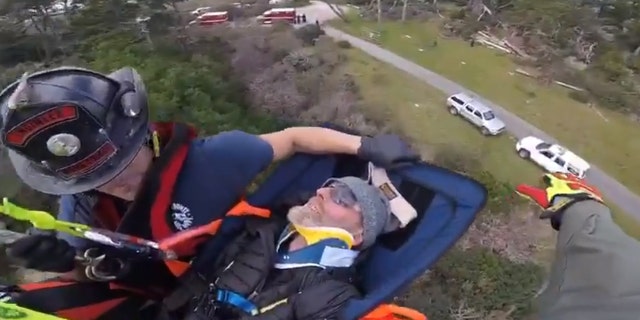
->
95 146 153 201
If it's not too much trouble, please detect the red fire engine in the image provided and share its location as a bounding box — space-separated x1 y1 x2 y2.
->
192 11 229 26
257 7 296 24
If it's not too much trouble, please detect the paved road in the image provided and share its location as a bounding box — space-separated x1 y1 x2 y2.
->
322 26 640 220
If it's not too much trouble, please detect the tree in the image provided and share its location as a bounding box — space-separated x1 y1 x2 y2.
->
69 0 142 41
598 0 640 28
0 21 44 64
0 0 67 62
401 0 408 21
593 46 628 81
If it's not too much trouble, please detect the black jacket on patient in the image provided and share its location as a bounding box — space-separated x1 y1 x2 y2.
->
184 216 361 320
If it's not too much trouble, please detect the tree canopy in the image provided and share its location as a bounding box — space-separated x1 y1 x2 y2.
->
460 0 640 112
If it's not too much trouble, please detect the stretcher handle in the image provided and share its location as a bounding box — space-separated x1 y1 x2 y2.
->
360 303 427 320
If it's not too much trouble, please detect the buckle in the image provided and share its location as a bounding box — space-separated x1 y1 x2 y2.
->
78 248 130 282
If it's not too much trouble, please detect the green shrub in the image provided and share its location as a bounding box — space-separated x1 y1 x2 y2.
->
336 40 352 49
294 24 326 46
568 90 591 104
565 68 640 112
449 8 466 20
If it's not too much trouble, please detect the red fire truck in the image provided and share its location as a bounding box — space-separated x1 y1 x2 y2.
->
191 11 229 26
257 7 296 24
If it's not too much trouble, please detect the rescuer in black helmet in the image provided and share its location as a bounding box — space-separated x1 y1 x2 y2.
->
0 66 420 319
0 67 149 195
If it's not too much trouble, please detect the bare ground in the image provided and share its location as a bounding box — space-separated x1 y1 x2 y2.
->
459 209 555 265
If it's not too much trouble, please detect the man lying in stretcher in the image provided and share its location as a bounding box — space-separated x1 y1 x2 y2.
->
179 166 418 320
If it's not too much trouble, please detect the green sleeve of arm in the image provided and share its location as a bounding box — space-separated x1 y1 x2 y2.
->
538 200 640 319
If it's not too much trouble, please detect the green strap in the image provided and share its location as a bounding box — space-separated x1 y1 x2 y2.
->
0 198 89 237
0 302 67 319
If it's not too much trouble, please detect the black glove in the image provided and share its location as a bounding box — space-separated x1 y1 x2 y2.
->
358 134 420 169
6 234 76 273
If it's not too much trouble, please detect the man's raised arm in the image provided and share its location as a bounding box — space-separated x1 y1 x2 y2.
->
259 127 419 168
537 200 640 320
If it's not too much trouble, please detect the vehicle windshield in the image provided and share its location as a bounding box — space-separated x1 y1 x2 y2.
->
535 142 552 150
483 111 495 120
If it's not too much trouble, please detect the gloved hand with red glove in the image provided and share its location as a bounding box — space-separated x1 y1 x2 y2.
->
515 173 604 230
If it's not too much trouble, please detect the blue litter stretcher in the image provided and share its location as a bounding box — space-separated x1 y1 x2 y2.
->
233 144 487 319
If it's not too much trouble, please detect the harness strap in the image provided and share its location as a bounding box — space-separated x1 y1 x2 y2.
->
215 289 259 316
161 200 271 311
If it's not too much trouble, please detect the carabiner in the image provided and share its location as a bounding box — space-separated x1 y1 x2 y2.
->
78 248 128 282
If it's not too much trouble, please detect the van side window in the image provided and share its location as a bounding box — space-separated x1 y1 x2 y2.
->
540 151 554 158
473 110 482 118
554 157 566 167
451 97 464 105
465 105 474 113
567 165 580 176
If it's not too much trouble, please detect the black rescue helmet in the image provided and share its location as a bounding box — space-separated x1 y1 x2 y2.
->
0 67 150 195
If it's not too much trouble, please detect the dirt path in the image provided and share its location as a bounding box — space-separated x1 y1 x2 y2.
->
296 1 350 24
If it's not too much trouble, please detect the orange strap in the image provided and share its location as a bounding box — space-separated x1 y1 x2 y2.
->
361 304 427 320
159 199 271 276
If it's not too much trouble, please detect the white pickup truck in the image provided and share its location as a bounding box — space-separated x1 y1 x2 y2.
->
446 93 506 136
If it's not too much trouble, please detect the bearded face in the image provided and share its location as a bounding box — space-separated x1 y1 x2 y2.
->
287 204 322 227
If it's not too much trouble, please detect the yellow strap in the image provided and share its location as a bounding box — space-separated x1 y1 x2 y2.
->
259 298 288 314
152 130 160 157
0 302 67 319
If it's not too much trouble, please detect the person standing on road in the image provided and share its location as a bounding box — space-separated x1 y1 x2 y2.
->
516 173 640 320
0 66 419 319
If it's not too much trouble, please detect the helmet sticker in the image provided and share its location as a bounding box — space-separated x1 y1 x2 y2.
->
4 105 78 147
57 141 117 180
46 133 81 157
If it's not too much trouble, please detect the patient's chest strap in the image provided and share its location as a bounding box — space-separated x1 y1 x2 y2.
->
215 289 259 315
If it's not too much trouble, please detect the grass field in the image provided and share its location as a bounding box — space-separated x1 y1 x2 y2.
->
332 18 640 198
344 48 541 186
343 45 640 239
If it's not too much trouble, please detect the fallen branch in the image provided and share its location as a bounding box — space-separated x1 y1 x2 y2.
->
475 31 532 59
475 38 512 54
515 68 535 78
514 69 585 91
554 80 584 91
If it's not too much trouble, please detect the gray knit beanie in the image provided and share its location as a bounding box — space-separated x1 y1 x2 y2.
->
323 176 395 249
